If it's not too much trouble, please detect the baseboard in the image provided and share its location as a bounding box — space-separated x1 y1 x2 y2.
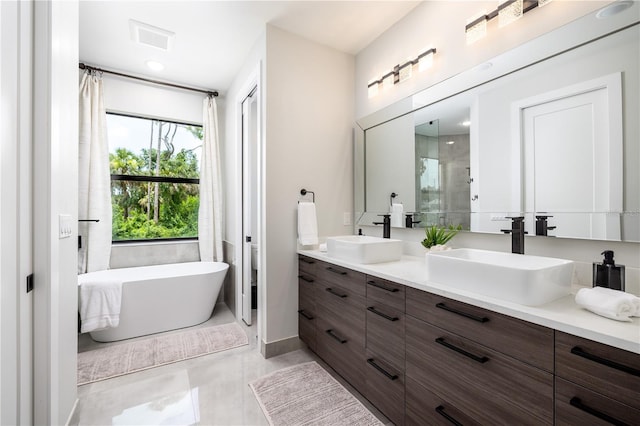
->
260 336 303 359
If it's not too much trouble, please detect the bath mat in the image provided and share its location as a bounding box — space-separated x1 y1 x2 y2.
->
249 361 384 426
78 322 248 385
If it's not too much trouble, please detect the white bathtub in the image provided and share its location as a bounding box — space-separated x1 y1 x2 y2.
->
78 261 229 342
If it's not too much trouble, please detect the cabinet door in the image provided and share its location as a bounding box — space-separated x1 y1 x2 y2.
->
555 377 640 426
406 287 554 371
298 274 316 352
406 377 481 426
406 316 553 425
366 304 405 369
556 331 640 411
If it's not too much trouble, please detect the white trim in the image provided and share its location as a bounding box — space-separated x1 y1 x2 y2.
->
511 72 623 213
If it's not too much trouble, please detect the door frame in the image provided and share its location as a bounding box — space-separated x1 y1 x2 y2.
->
234 63 263 345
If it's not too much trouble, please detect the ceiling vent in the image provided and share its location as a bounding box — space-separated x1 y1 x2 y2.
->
129 20 175 51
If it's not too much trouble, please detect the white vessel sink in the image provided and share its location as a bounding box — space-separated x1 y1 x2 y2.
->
425 248 574 306
326 235 403 264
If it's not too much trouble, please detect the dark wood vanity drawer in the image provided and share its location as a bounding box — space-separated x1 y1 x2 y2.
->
298 255 317 276
316 301 364 349
298 276 316 352
366 275 405 312
316 280 366 326
555 377 640 426
556 331 640 410
364 351 405 426
406 316 553 425
317 261 366 297
406 377 481 426
316 316 365 391
366 304 405 369
406 287 554 371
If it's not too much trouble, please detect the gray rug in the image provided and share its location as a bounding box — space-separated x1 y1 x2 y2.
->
78 322 248 385
250 361 384 426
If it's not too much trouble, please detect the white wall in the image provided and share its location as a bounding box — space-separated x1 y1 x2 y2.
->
263 25 354 345
355 1 608 118
32 1 79 424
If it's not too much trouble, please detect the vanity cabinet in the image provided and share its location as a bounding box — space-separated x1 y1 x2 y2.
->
555 331 640 424
297 255 640 426
405 288 554 425
363 276 406 426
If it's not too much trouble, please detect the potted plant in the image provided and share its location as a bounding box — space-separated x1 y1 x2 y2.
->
422 224 462 252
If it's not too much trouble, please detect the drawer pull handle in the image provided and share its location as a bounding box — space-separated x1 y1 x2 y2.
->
298 275 314 283
436 302 489 323
299 257 315 264
366 358 398 381
435 337 489 364
569 397 628 426
326 287 347 298
297 309 314 320
367 306 399 322
326 329 347 344
326 266 347 275
435 405 463 426
571 346 640 377
367 280 399 293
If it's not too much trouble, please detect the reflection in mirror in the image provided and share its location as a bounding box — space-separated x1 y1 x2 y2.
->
356 12 639 242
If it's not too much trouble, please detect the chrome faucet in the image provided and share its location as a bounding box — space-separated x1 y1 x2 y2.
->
373 214 391 239
501 216 527 254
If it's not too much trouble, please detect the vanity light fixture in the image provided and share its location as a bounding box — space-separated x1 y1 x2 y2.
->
466 0 552 44
367 48 436 98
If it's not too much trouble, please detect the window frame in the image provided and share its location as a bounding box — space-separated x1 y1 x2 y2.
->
107 111 202 244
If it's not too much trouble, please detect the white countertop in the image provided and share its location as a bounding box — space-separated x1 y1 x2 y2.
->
298 249 640 354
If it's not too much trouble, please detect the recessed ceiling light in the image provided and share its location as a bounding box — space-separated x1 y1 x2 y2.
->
445 141 455 145
145 60 164 72
473 62 493 72
461 120 471 127
596 0 633 19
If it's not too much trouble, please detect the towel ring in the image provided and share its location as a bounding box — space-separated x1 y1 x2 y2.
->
390 192 398 206
300 189 315 203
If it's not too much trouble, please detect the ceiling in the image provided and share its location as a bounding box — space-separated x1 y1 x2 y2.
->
79 1 421 96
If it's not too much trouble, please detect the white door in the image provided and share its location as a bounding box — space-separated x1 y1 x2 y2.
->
0 1 34 423
241 87 257 325
520 74 622 240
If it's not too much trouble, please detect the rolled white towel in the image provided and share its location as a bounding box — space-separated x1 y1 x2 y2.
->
575 287 640 322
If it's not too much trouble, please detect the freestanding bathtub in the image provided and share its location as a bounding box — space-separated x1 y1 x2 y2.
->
78 261 229 342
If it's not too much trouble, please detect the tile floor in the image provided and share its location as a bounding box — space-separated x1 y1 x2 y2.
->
71 304 389 425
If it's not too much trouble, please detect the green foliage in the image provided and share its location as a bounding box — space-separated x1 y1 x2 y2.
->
421 224 462 249
109 141 201 241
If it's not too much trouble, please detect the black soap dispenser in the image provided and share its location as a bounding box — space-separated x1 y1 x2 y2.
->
593 250 625 291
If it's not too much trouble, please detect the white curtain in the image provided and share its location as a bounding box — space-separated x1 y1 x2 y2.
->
198 96 224 262
78 71 112 273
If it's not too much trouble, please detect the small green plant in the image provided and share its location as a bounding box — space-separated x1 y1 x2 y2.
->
421 224 462 249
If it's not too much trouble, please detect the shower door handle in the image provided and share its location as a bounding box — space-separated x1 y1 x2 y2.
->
245 236 252 243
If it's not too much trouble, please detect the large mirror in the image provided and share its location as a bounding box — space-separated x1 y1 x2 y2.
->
356 5 640 242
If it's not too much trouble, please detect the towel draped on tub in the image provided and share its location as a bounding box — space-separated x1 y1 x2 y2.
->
78 277 123 333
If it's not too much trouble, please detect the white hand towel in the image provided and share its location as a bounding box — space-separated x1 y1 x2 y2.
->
78 279 123 333
390 203 404 228
298 201 318 246
575 287 640 322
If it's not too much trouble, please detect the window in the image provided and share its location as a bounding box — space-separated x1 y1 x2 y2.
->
107 113 202 242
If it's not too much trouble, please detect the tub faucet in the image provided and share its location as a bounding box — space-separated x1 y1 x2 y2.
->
501 216 527 254
373 214 391 239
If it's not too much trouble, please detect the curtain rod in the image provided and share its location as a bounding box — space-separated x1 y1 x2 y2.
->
79 63 219 97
